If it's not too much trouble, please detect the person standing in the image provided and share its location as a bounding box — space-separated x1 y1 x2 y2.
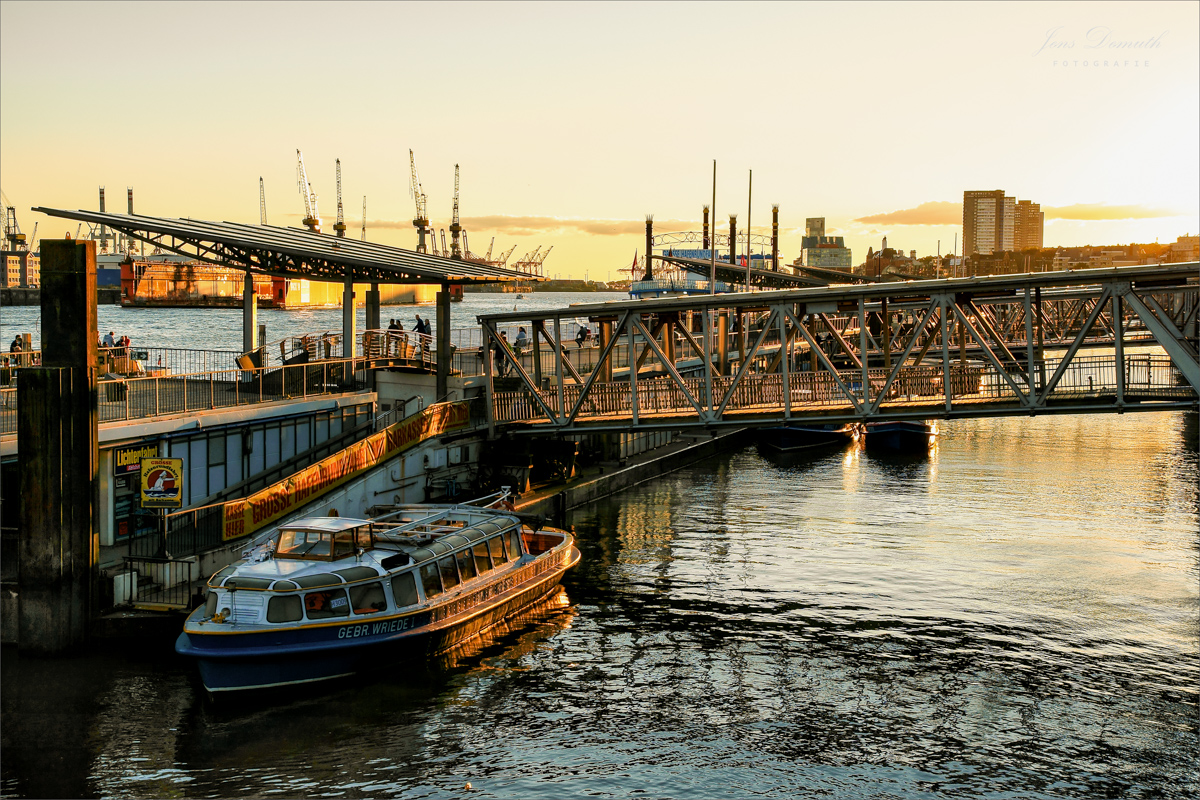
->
103 331 116 348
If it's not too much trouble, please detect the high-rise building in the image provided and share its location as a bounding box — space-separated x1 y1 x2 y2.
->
800 217 852 268
1014 200 1044 251
963 190 1016 255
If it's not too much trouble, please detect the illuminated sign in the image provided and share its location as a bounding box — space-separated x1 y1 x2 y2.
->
114 443 159 475
140 458 184 509
222 401 470 541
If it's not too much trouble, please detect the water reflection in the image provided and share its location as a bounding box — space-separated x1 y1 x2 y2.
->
2 412 1197 798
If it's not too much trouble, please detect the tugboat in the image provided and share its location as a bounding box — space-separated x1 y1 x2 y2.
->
757 422 861 452
864 420 937 452
175 496 579 693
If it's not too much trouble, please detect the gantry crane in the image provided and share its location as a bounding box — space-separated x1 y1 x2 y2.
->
259 177 268 225
296 149 321 233
409 149 429 253
493 244 517 267
449 164 463 260
361 196 367 241
334 158 347 238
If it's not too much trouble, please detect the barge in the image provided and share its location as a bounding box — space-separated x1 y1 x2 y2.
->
757 422 861 452
175 498 580 693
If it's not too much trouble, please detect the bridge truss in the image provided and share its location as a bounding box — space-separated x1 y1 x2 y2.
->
478 264 1199 435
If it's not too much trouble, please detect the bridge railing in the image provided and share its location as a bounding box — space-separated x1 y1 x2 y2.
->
490 354 1187 424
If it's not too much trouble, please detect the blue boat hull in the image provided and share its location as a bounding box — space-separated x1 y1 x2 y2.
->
178 546 580 693
864 421 935 452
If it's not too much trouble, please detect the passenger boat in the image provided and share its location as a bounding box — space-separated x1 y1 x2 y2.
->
864 420 937 452
757 422 861 452
175 498 580 694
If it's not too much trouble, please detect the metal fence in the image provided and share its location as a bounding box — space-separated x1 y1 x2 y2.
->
122 555 199 608
1 357 368 434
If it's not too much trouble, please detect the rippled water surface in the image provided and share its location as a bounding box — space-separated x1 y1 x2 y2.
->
3 412 1198 798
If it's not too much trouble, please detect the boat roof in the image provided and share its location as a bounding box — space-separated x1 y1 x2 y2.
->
282 517 372 532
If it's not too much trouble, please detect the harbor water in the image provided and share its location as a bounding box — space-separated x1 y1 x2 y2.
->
1 301 1197 797
2 410 1196 797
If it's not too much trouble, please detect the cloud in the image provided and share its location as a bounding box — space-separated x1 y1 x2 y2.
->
853 201 962 226
1043 203 1181 220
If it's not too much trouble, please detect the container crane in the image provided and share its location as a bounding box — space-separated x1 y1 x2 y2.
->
440 229 449 257
449 164 463 260
409 150 429 253
361 196 367 241
259 177 268 225
484 237 494 261
494 244 517 267
295 149 321 233
334 158 347 237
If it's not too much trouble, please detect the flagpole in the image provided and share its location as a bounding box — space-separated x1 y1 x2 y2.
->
746 169 752 290
710 160 717 295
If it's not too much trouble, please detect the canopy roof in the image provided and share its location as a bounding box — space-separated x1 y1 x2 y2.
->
33 208 542 285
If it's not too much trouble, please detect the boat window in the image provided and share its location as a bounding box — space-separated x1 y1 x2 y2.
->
333 530 356 559
473 543 492 575
391 572 419 607
350 583 387 615
506 529 523 560
205 591 218 618
438 557 460 591
488 536 508 565
420 563 443 599
267 594 303 623
308 534 332 558
456 550 477 582
304 588 350 619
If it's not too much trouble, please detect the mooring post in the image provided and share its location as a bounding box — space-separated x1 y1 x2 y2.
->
17 239 99 653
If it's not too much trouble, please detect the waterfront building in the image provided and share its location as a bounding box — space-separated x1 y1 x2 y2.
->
963 190 1015 256
1014 200 1044 251
1168 234 1199 263
1 250 39 288
800 217 852 268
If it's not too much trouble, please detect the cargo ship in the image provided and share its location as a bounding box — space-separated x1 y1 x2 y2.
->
118 254 438 309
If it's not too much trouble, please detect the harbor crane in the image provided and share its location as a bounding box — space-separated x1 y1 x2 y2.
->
2 196 28 250
493 244 517 267
409 149 429 253
440 229 449 257
484 237 494 261
361 196 367 241
449 163 463 260
295 149 321 233
259 177 268 225
334 158 347 237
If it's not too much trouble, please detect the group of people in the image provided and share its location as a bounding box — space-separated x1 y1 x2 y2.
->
100 331 133 357
382 314 431 358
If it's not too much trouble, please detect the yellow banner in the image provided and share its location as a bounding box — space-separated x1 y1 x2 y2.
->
222 401 470 542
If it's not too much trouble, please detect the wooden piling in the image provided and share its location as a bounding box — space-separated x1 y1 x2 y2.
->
17 239 98 653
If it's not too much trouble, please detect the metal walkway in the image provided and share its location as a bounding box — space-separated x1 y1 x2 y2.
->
476 264 1199 434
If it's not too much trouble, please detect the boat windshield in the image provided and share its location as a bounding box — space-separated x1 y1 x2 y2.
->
276 529 334 559
275 525 371 560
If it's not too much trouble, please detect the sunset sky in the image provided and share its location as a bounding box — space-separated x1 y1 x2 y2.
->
1 1 1197 281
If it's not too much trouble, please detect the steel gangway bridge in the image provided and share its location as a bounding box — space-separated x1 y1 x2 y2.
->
475 263 1199 435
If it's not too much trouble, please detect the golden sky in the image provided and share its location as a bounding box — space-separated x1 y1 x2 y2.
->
1 1 1196 280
